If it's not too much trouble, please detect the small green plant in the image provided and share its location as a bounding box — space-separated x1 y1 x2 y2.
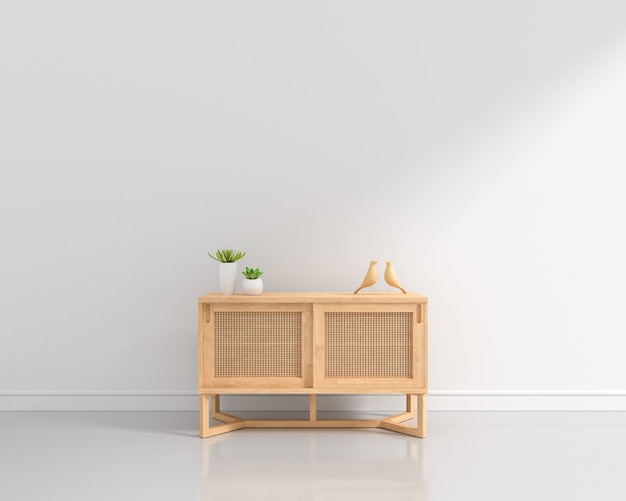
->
208 249 246 263
242 267 263 279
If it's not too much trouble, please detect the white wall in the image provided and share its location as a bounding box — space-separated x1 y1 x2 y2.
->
2 1 626 411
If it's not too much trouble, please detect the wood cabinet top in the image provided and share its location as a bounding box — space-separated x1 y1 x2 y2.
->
198 291 427 304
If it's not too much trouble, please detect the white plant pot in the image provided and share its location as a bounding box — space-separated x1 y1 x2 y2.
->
242 278 263 295
218 262 238 295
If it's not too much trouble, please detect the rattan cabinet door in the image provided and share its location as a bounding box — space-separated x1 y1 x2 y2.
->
313 304 426 392
201 303 312 389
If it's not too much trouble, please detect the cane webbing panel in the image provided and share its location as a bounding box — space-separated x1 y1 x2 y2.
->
214 311 302 377
325 312 413 378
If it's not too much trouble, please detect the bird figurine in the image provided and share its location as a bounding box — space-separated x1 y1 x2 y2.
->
354 261 378 294
384 260 407 294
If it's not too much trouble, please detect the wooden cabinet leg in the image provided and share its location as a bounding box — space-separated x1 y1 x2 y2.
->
212 395 220 418
200 395 210 438
406 394 415 415
417 394 427 438
309 394 317 422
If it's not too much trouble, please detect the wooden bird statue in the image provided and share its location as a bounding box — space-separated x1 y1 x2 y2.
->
354 261 378 294
384 260 407 294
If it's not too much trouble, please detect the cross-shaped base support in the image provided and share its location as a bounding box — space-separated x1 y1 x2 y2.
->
200 394 427 438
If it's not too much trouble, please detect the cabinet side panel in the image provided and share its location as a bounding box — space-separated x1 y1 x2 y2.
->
199 302 214 390
198 303 203 391
414 304 425 389
423 302 428 390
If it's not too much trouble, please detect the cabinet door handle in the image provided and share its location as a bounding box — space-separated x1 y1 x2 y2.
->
415 305 422 324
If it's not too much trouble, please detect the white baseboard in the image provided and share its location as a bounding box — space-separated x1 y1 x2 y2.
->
0 391 200 411
1 391 626 411
427 392 626 411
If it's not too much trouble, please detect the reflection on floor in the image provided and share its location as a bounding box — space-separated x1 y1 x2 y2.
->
0 411 625 500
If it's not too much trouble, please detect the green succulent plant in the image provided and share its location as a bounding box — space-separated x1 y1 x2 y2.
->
242 267 263 279
208 249 246 263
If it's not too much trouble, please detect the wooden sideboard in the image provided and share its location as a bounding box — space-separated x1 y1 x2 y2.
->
198 292 428 438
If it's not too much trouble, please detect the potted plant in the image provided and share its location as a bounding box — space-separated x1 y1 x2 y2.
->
241 267 263 295
208 249 246 295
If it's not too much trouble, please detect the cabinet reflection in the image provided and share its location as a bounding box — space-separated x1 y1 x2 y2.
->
199 422 428 501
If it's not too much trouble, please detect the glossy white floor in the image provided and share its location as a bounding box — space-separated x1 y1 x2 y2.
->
0 410 625 500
